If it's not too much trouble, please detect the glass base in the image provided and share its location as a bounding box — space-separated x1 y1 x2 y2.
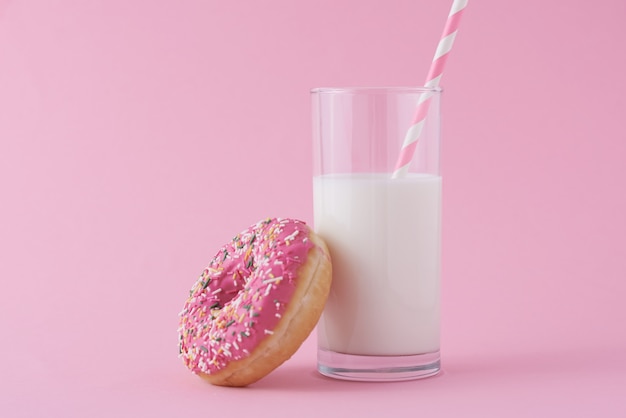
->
317 348 440 382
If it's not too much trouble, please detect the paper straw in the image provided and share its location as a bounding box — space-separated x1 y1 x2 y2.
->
392 0 468 178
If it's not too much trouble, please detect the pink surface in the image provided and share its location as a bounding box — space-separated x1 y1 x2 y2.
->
1 0 625 416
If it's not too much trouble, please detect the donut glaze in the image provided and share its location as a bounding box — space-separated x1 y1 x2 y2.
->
178 218 315 376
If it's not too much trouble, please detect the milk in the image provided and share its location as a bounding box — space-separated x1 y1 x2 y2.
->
314 173 441 356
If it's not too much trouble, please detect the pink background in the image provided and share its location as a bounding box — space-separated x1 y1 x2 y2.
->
1 0 625 416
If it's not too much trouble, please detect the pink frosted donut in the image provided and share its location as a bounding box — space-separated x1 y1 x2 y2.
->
178 217 332 386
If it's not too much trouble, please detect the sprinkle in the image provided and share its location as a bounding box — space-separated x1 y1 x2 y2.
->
284 230 299 242
211 288 222 295
262 276 283 284
264 329 274 335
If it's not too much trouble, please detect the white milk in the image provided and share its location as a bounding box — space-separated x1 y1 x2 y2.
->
314 173 441 356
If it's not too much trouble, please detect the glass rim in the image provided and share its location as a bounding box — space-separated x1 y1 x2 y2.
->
311 86 443 94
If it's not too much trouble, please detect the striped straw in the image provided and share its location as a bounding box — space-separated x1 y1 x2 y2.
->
392 0 468 178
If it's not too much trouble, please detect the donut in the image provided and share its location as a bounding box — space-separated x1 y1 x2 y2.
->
178 217 332 386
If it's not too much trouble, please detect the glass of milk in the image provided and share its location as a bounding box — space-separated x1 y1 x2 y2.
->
312 87 442 381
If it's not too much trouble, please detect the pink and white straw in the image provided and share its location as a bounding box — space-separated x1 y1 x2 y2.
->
392 0 468 178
